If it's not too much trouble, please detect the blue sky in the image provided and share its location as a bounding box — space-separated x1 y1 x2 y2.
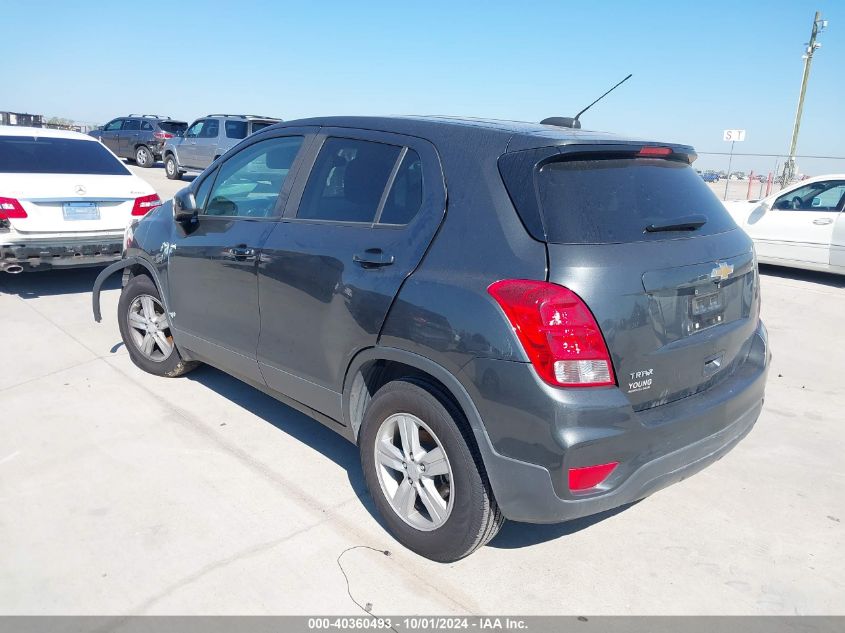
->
6 0 844 174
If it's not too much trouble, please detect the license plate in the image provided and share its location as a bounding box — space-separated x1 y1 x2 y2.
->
691 291 723 316
63 202 99 221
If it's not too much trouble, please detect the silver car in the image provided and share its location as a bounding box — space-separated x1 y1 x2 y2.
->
162 114 280 179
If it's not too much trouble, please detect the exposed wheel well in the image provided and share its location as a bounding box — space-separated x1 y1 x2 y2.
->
348 359 469 443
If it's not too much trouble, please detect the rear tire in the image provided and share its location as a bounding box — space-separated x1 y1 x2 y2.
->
135 145 154 168
118 274 198 377
359 378 504 562
165 155 182 180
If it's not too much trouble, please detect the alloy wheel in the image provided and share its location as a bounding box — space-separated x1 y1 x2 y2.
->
374 413 454 531
126 294 173 362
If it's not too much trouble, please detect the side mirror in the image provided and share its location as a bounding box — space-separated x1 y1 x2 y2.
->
173 188 198 223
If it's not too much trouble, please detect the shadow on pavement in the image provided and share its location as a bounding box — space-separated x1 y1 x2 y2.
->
189 362 632 551
488 502 637 549
185 364 377 508
759 264 845 289
0 266 119 299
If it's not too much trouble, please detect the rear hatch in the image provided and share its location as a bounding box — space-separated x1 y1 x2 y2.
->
501 145 760 411
0 134 149 235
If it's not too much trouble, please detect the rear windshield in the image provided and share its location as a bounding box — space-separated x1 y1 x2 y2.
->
158 121 187 134
536 158 736 244
0 136 130 175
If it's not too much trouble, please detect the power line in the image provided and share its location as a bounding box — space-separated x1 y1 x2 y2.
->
698 151 845 160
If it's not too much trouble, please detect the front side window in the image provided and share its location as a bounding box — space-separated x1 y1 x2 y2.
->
774 181 845 211
103 119 123 132
203 136 303 218
297 138 401 223
225 120 248 139
199 119 219 139
185 121 204 138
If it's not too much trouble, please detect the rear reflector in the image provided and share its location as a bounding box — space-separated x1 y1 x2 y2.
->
487 279 615 387
569 462 618 491
131 194 162 216
638 146 672 156
0 197 27 219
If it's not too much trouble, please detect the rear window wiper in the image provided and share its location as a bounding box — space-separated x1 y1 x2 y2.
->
645 214 707 233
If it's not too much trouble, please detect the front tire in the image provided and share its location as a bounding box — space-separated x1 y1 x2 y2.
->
135 145 154 168
165 155 182 180
118 274 198 377
360 379 504 562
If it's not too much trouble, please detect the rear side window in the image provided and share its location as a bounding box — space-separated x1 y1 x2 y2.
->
250 121 273 134
122 119 140 131
159 121 187 135
225 120 248 139
0 136 130 175
140 121 153 131
378 149 423 225
297 138 401 223
535 158 737 244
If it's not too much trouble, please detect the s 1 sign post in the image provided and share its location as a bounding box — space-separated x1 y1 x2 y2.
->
722 129 746 200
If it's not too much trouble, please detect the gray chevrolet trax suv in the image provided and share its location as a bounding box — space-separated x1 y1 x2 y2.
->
92 116 770 562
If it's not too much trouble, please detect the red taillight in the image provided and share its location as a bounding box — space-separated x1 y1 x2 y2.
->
131 194 162 216
487 279 615 387
569 462 618 491
153 131 173 140
638 146 672 157
0 197 27 219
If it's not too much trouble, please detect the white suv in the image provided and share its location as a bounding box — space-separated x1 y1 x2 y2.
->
0 126 160 273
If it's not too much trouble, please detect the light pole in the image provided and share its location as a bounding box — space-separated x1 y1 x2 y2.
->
782 11 827 185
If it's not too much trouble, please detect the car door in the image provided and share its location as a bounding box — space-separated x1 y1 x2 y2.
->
166 132 312 384
743 180 845 265
99 118 123 153
117 118 140 157
193 118 220 169
256 130 446 421
180 120 204 168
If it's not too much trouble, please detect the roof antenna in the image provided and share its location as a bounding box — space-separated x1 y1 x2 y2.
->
541 74 633 129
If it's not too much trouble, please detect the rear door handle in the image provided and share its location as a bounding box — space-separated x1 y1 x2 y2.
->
227 245 256 261
812 218 833 225
353 249 395 268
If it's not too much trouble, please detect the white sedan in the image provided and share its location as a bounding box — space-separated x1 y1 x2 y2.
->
0 125 161 274
724 174 845 275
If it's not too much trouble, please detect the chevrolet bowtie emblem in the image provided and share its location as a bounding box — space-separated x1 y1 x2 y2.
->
710 262 734 282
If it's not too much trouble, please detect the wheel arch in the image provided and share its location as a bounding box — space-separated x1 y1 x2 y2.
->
92 256 170 324
343 347 496 463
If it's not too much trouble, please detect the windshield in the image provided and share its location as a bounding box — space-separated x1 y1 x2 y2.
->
0 136 131 175
536 157 737 244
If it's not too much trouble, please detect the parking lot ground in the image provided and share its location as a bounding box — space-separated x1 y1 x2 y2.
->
1 166 843 615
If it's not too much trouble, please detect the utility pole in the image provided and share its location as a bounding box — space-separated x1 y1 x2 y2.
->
782 11 827 185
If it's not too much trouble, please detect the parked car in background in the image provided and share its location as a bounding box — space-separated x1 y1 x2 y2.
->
163 114 280 179
701 171 719 182
93 116 769 561
90 115 188 168
724 174 845 274
0 126 161 273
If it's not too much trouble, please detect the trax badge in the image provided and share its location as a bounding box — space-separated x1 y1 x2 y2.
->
710 262 734 282
628 368 654 393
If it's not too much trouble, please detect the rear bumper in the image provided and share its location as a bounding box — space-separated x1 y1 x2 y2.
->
461 321 770 523
0 236 123 271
